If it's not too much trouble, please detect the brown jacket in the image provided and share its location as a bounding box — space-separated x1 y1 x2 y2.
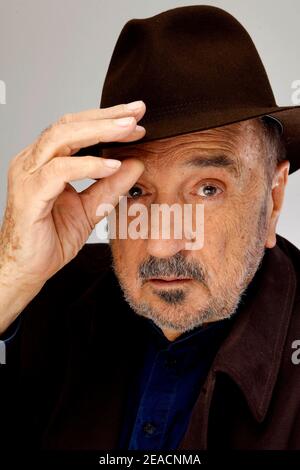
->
1 234 300 450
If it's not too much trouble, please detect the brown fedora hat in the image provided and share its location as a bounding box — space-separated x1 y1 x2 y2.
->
74 5 300 174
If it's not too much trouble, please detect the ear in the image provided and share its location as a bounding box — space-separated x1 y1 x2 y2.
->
265 160 290 248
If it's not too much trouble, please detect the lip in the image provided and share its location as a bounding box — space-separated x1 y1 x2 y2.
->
147 278 193 287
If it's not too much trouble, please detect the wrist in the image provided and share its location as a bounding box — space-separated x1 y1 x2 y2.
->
0 266 45 335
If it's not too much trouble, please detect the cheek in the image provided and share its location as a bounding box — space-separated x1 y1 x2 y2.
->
201 199 254 270
112 238 145 279
201 211 228 254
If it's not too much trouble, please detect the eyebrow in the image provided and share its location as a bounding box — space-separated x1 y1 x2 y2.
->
182 154 240 177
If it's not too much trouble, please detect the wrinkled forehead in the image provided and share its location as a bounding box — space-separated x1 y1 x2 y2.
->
102 119 263 174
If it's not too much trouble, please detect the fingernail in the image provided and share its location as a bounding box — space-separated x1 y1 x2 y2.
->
126 100 144 111
103 159 122 169
136 125 146 132
114 117 135 127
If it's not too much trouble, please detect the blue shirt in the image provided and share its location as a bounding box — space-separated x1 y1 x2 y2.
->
118 316 233 451
1 307 233 451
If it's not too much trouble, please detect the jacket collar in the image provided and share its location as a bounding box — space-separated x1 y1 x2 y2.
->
211 241 297 422
43 239 297 450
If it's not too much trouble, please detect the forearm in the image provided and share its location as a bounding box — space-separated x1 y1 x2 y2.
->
0 267 45 335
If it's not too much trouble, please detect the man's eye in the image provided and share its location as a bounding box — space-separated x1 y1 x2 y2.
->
127 186 144 199
196 183 223 198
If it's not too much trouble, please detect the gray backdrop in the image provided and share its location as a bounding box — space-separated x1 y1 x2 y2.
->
0 0 299 245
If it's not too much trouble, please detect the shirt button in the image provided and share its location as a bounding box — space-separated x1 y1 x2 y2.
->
143 422 157 435
164 356 178 369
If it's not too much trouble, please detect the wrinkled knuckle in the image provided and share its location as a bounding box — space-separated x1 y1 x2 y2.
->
50 157 65 175
7 157 23 184
29 140 40 161
35 167 47 187
40 123 54 139
57 113 73 125
48 122 61 139
40 122 60 144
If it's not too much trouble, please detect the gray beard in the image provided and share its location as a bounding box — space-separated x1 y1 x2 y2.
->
112 196 269 334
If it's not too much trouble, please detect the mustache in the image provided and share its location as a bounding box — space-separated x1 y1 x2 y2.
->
138 253 207 285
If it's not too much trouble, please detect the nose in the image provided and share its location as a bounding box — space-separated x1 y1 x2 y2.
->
145 198 193 258
146 237 188 258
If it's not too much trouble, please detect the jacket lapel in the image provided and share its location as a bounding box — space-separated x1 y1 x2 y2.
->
178 241 297 449
41 267 150 450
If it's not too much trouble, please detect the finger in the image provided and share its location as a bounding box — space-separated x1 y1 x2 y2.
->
50 102 145 155
25 117 146 173
12 102 146 167
79 158 145 227
31 156 123 202
57 100 146 124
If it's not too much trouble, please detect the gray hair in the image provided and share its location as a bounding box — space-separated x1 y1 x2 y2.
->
258 116 287 187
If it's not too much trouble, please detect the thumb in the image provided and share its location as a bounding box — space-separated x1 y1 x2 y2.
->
79 158 145 227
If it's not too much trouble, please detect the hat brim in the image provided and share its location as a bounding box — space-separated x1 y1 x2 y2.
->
73 104 300 174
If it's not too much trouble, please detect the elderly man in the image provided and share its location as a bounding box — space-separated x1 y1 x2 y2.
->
0 5 300 456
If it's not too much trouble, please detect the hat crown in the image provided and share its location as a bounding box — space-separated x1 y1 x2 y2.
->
100 5 276 120
73 5 298 175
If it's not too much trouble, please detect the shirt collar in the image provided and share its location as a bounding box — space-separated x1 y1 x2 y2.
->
143 314 233 348
140 314 234 373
